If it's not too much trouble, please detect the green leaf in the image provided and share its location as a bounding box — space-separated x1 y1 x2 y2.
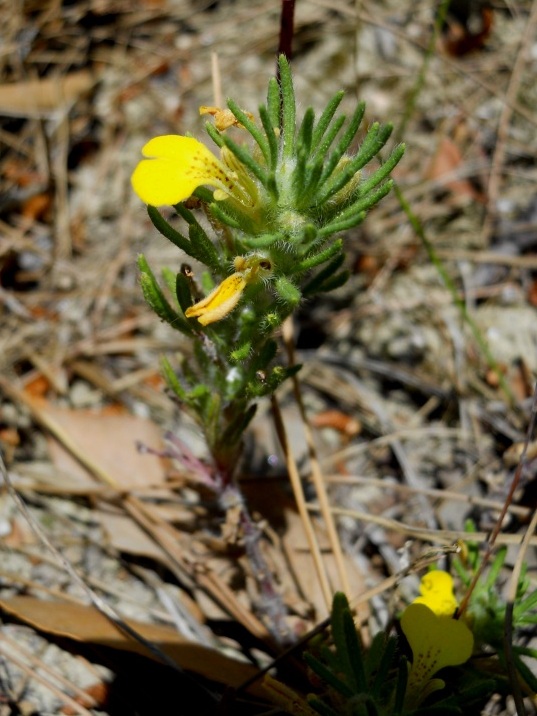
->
161 266 178 300
514 653 537 693
312 115 346 164
175 273 193 314
316 270 350 293
317 211 366 237
241 233 281 249
219 404 257 448
189 224 221 271
293 240 343 273
147 206 192 255
320 101 366 184
323 181 393 229
303 653 354 698
307 695 341 716
137 255 191 335
369 634 396 699
259 104 279 171
311 90 344 148
302 253 346 296
274 276 301 308
228 98 270 164
297 106 315 155
266 76 281 130
352 144 404 198
160 356 187 401
278 54 296 159
204 120 225 148
331 592 366 692
220 133 269 188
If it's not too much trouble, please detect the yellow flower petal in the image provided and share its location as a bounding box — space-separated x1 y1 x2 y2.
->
185 273 246 326
401 603 473 707
131 135 235 206
413 570 458 616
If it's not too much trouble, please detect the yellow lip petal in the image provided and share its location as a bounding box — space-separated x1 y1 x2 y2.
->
131 135 235 206
185 273 247 326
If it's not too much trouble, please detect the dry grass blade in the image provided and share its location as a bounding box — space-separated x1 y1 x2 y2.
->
282 318 352 598
270 394 333 613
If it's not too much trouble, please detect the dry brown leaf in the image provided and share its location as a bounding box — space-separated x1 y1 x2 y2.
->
427 137 484 203
282 508 368 624
0 71 95 117
38 401 166 488
98 511 170 565
0 597 261 692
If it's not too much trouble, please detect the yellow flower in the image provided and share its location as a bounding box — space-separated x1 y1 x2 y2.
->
413 570 458 617
185 254 272 326
131 135 255 207
401 603 474 709
185 272 247 326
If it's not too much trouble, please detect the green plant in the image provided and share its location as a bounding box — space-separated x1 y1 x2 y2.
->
132 55 403 489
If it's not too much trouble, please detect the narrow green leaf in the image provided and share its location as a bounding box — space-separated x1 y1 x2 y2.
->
392 658 408 716
207 202 242 230
312 90 345 147
307 695 341 716
370 636 396 698
138 255 191 335
314 270 350 294
228 98 270 164
175 273 193 314
189 224 221 271
160 356 187 401
147 206 192 255
278 55 296 159
353 145 404 197
331 592 366 692
297 106 315 155
204 120 225 148
302 253 346 296
266 76 281 130
320 101 366 184
259 104 279 171
219 404 257 447
220 133 269 188
318 211 366 236
313 114 346 163
303 652 354 698
294 239 342 271
161 266 177 300
274 276 301 308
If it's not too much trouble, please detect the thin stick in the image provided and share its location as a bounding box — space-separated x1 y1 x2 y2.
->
282 319 351 597
312 504 537 548
211 52 223 108
271 394 333 613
